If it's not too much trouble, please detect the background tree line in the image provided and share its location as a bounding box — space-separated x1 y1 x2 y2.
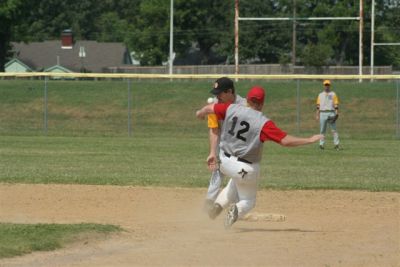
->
1 0 399 71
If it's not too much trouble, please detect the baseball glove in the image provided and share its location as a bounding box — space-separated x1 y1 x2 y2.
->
327 114 339 123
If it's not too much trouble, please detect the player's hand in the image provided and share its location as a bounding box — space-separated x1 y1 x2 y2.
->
310 134 324 143
207 154 218 171
196 110 206 120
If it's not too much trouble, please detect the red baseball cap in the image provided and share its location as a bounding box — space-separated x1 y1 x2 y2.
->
247 86 265 103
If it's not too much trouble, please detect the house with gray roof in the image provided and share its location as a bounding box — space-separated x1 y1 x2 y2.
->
7 30 132 73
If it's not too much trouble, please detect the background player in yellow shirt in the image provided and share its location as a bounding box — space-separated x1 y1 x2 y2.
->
316 80 340 150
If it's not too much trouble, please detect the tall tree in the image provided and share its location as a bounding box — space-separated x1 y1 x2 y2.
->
174 0 233 64
15 0 106 41
125 0 234 65
125 0 170 65
298 0 361 66
0 0 24 71
237 0 295 64
94 12 129 42
3 0 400 69
372 0 400 68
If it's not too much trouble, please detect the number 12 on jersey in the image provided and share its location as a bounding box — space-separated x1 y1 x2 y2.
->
228 116 250 142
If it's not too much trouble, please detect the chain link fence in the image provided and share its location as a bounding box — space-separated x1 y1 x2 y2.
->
0 75 399 139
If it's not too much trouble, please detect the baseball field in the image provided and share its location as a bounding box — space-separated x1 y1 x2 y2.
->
0 79 399 266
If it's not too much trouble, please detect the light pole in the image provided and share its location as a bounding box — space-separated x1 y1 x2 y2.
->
169 0 174 76
234 0 239 78
370 0 375 79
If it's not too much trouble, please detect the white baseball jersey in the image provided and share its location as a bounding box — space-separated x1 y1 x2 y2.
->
234 95 247 105
317 91 339 111
219 104 269 163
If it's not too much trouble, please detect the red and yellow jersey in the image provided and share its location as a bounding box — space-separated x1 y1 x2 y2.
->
207 114 219 128
206 95 247 129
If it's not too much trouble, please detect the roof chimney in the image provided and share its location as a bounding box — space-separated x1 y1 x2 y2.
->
61 29 73 49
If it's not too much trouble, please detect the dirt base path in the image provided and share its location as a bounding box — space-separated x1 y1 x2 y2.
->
0 184 399 267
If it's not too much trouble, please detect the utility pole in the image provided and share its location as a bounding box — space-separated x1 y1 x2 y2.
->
359 0 364 81
370 0 375 76
234 0 239 78
169 0 174 76
292 0 296 67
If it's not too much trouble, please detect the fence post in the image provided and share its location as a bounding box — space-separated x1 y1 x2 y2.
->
43 76 48 135
397 80 399 139
296 79 300 134
127 79 132 137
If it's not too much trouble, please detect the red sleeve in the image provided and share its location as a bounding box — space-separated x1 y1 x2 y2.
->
213 103 231 120
260 121 287 143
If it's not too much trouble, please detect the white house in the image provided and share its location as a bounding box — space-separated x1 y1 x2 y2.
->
5 58 32 72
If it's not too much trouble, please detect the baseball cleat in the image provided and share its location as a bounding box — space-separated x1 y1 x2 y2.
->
319 145 324 150
208 203 223 220
203 199 214 213
224 204 238 229
334 145 340 151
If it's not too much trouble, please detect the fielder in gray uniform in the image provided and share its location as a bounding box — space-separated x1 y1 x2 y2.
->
204 77 246 214
316 79 340 150
196 86 323 229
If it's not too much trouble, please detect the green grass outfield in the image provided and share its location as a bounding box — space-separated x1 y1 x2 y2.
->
0 79 399 191
0 135 399 191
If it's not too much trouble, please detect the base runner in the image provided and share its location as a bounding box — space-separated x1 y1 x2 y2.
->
196 86 323 229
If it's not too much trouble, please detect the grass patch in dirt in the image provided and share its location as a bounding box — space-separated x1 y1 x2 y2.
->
0 223 121 259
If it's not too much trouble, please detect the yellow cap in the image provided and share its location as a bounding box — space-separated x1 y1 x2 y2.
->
323 80 331 86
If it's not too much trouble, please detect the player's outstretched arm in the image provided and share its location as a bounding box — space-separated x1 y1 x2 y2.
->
196 104 215 119
280 134 323 147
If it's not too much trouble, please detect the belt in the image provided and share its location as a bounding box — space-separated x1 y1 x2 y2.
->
224 152 252 164
320 110 335 112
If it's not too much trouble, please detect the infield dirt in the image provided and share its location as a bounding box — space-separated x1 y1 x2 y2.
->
0 184 399 267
